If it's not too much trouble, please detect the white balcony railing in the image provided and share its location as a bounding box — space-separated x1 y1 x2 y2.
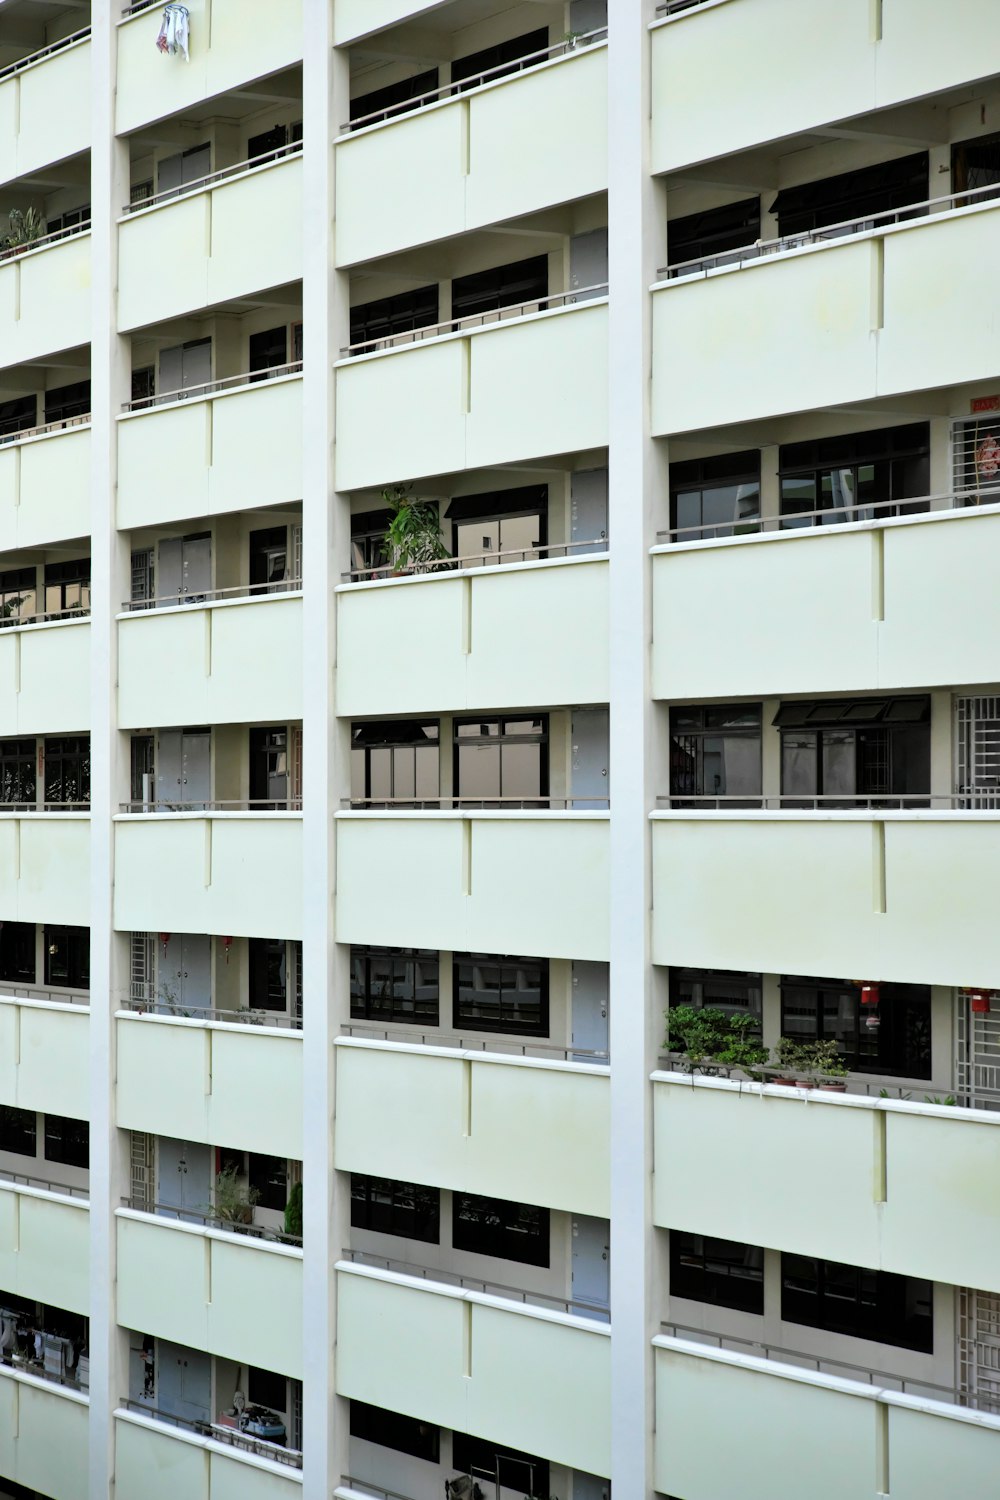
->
123 361 302 413
122 142 303 216
0 27 90 83
342 284 608 357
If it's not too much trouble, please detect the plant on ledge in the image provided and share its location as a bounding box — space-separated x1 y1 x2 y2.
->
382 484 449 575
206 1164 259 1228
283 1180 303 1239
774 1037 849 1088
666 1005 767 1078
0 207 43 256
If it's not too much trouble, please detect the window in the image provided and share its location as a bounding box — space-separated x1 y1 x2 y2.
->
0 395 37 438
953 414 1000 501
446 485 548 565
246 122 302 162
350 1400 440 1464
779 423 930 528
780 977 932 1079
452 1433 549 1496
351 721 439 804
0 922 35 984
454 716 548 805
776 696 930 805
247 1365 287 1414
669 451 761 540
248 1154 287 1212
350 285 438 349
770 152 928 238
451 255 548 321
44 736 90 807
157 142 211 195
248 938 289 1013
0 739 36 805
44 380 90 424
249 726 291 806
669 970 761 1025
46 204 90 236
0 567 36 623
44 926 89 990
349 507 391 574
451 27 549 89
782 1254 933 1352
43 1113 88 1169
349 69 438 125
131 367 155 405
454 954 548 1036
0 1105 36 1157
248 326 289 379
452 1193 549 1267
952 131 1000 205
669 705 761 804
670 1232 765 1314
44 559 90 617
249 526 290 591
350 946 439 1025
350 1174 440 1244
667 197 761 270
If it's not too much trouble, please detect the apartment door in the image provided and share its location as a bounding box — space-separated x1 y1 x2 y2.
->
571 468 609 555
571 709 609 808
156 1137 212 1217
156 1340 211 1426
156 142 211 196
159 337 211 396
572 1476 610 1500
157 534 211 603
166 933 211 1013
570 227 608 301
571 959 609 1060
156 729 210 807
572 1214 610 1315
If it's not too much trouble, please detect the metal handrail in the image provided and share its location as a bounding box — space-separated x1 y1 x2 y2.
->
343 797 609 810
0 1168 88 1200
1 1355 84 1393
0 221 90 262
121 1197 302 1247
658 795 980 811
341 284 608 357
661 178 1000 281
117 1398 303 1467
0 26 90 81
122 141 302 215
0 413 90 449
656 486 995 543
339 1478 417 1500
123 995 302 1031
0 606 89 631
121 0 160 14
342 1248 609 1319
0 802 90 813
342 536 607 582
343 28 608 131
657 1054 942 1096
122 361 302 413
340 1021 608 1061
121 579 302 611
655 0 710 13
660 1321 997 1413
0 983 89 1009
119 798 302 813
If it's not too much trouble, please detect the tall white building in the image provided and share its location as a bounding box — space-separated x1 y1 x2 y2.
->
0 1 999 1497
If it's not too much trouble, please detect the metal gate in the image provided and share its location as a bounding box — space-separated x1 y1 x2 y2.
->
129 1131 155 1213
958 1288 1000 1414
956 995 1000 1112
130 932 155 1007
955 695 1000 808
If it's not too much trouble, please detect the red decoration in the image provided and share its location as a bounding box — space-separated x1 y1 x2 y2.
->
860 983 880 1006
222 936 233 965
864 1013 881 1030
967 987 992 1015
158 932 171 956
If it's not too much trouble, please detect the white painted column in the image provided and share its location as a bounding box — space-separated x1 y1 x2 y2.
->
89 11 132 1500
608 4 666 1497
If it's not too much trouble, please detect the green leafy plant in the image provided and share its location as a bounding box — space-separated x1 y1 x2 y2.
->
206 1164 258 1227
774 1037 848 1083
0 207 43 253
923 1094 957 1107
667 1006 766 1077
382 484 449 574
717 1013 769 1078
284 1180 303 1239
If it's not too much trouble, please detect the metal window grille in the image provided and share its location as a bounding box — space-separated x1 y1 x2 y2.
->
952 416 1000 501
129 1129 155 1212
958 1288 1000 1414
955 991 1000 1111
291 524 302 583
130 548 154 603
130 931 155 1005
130 180 153 205
955 696 1000 808
292 940 303 1023
290 726 303 805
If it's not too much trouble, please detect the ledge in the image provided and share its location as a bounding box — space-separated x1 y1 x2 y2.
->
335 295 608 369
650 809 1000 824
0 1178 89 1210
116 590 302 622
649 498 1000 556
115 370 302 424
336 551 608 594
115 1206 303 1261
116 1009 302 1041
337 808 609 821
0 1361 88 1406
650 1068 1000 1125
114 1406 304 1481
336 1034 609 1077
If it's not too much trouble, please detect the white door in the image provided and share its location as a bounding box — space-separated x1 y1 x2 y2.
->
571 708 609 808
572 959 609 1060
572 1214 610 1316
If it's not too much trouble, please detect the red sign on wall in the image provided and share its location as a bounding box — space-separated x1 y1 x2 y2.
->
971 395 1000 413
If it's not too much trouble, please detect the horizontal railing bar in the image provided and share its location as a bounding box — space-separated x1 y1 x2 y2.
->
0 221 90 261
0 27 90 81
655 0 711 13
0 802 90 812
123 995 302 1031
657 487 995 543
0 606 90 630
0 413 90 448
340 1021 608 1059
0 1168 88 1200
339 1477 417 1500
657 1055 962 1100
122 361 302 413
119 799 302 813
343 536 607 582
123 141 302 214
660 178 1000 281
343 796 610 809
659 795 981 810
117 1398 303 1466
121 1197 302 1246
341 285 608 357
342 28 608 131
121 579 301 611
0 983 89 1008
341 1247 609 1317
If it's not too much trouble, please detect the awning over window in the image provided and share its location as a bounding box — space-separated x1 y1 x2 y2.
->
773 696 930 729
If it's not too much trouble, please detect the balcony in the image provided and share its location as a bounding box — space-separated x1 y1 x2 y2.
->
650 0 1000 174
116 1011 302 1158
0 1180 88 1312
0 419 90 549
335 296 608 490
0 229 89 370
0 1367 87 1500
115 0 303 136
652 502 1000 700
336 1261 611 1479
653 1333 1000 1500
116 1210 302 1376
336 811 609 961
118 592 302 729
0 618 89 735
115 1407 303 1500
653 1072 1000 1296
117 371 302 530
118 150 302 330
336 555 608 717
336 38 607 265
0 814 89 927
335 1039 609 1217
651 810 1000 988
0 31 90 187
113 813 302 940
0 995 89 1117
651 190 1000 435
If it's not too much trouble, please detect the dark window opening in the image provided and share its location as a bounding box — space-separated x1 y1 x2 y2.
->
248 938 288 1012
0 395 37 438
771 152 929 238
780 976 932 1079
351 720 440 805
451 28 549 89
451 255 549 321
952 131 1000 205
249 726 291 807
670 451 761 540
670 1231 765 1314
247 1154 287 1212
446 485 548 564
667 197 761 269
779 422 930 528
247 1365 287 1414
776 696 930 805
0 739 36 805
350 508 392 574
248 326 289 380
43 1113 88 1169
44 380 90 424
452 1192 549 1267
670 704 762 804
44 926 89 990
454 715 548 806
349 1400 440 1463
350 285 438 349
0 922 35 984
0 566 36 623
669 969 762 1025
246 122 302 163
44 558 90 617
249 526 290 591
782 1254 933 1352
44 736 90 807
350 68 439 124
454 954 548 1037
0 1104 36 1157
452 1433 549 1497
350 1174 440 1244
46 204 90 236
350 945 440 1025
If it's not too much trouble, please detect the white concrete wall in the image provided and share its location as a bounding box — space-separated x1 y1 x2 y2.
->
0 1184 89 1311
0 235 90 371
0 1372 88 1500
0 37 91 187
115 1414 304 1500
333 0 448 44
0 816 90 926
0 998 90 1117
336 813 609 960
0 621 89 734
335 1040 609 1217
336 558 608 716
0 427 91 550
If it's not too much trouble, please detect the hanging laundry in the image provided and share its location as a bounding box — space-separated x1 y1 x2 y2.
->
156 3 190 61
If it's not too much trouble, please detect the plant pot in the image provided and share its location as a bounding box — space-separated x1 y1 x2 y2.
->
772 1076 798 1087
819 1082 848 1092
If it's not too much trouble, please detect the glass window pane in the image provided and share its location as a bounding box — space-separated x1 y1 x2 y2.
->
499 742 541 800
458 743 500 799
822 730 856 798
782 732 818 797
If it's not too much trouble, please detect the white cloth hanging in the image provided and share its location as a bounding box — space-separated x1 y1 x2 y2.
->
156 4 190 62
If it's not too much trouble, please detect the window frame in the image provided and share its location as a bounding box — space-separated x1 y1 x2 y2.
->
669 1231 765 1314
349 945 440 1026
350 1173 441 1244
453 952 549 1037
781 1252 934 1353
452 1192 550 1268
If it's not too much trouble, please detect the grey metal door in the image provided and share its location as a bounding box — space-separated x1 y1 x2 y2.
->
572 1214 610 1315
571 709 609 808
570 227 608 301
159 338 211 396
571 959 609 1060
571 468 609 555
156 1340 211 1425
156 729 210 806
572 1474 611 1500
158 534 212 604
570 0 607 30
173 934 211 1013
156 1137 212 1217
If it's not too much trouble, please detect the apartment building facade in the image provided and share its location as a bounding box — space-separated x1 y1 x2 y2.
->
0 0 999 1497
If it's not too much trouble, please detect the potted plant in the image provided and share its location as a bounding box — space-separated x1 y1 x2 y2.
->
772 1037 812 1087
283 1180 303 1240
665 1004 731 1072
811 1040 849 1091
382 484 449 576
717 1012 769 1082
0 207 43 259
206 1163 258 1229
